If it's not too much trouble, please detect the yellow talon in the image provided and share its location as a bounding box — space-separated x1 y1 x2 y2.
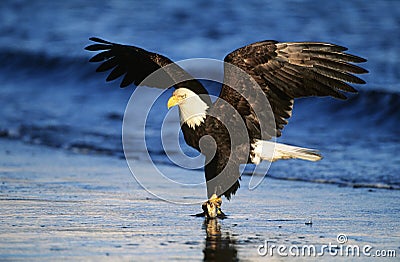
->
203 194 224 219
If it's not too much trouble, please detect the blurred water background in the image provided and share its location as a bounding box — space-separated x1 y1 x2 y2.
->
0 0 399 189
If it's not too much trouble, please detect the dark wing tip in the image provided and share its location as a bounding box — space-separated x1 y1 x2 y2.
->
356 56 367 63
84 44 110 51
88 37 112 44
85 37 113 51
84 45 94 51
345 53 367 64
355 66 369 74
358 78 366 85
336 92 348 100
349 55 367 64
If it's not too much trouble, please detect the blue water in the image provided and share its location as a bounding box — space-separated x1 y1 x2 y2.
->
0 0 399 189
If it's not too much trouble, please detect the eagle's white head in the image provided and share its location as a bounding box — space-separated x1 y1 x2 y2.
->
167 88 209 129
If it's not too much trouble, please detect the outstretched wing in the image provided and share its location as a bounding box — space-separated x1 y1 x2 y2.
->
85 37 210 102
221 40 368 138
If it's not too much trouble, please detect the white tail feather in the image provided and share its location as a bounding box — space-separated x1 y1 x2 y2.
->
251 140 322 164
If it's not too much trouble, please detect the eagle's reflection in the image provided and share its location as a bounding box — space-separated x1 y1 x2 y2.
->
202 218 238 261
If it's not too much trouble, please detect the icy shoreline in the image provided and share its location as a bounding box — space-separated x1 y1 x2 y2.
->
0 139 398 260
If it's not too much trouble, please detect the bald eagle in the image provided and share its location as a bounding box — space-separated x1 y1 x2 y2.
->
85 37 367 218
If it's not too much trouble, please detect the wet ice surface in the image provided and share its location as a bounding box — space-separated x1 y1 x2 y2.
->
1 140 399 261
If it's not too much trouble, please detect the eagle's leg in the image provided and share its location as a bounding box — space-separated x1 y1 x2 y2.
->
202 194 225 219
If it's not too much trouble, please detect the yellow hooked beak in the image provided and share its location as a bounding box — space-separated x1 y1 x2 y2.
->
167 95 180 109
